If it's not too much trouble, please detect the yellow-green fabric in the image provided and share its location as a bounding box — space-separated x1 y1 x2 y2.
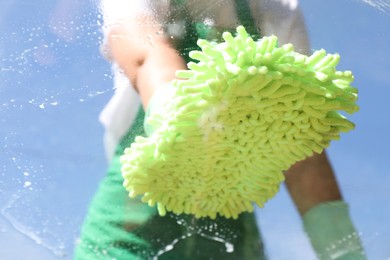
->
121 28 357 219
75 109 266 259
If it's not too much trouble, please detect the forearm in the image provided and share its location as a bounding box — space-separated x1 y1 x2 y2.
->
284 151 342 216
136 45 187 107
107 18 186 107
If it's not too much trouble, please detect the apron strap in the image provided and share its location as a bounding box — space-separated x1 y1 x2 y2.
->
169 0 261 63
234 0 261 39
173 0 260 37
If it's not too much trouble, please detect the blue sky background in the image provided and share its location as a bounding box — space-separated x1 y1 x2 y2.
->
0 0 389 259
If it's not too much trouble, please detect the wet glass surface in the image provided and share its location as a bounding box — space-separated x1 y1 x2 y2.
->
0 0 389 259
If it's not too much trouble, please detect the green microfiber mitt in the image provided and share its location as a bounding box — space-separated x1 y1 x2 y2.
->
120 26 358 219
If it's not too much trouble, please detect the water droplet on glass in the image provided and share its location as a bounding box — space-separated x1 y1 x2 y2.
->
225 242 234 253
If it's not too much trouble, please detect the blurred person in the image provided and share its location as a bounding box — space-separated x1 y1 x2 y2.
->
75 0 365 259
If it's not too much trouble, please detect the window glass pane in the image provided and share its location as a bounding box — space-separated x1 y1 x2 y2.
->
0 0 389 259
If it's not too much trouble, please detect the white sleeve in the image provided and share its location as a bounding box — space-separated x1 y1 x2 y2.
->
254 0 311 55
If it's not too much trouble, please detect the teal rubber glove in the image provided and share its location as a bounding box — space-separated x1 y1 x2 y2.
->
303 200 366 260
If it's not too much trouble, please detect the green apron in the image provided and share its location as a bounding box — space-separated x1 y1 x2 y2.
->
75 1 266 259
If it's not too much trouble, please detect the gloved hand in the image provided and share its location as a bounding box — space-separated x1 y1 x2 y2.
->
122 28 359 219
303 200 366 260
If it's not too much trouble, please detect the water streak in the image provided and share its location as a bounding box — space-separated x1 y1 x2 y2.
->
357 0 390 13
0 194 67 257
